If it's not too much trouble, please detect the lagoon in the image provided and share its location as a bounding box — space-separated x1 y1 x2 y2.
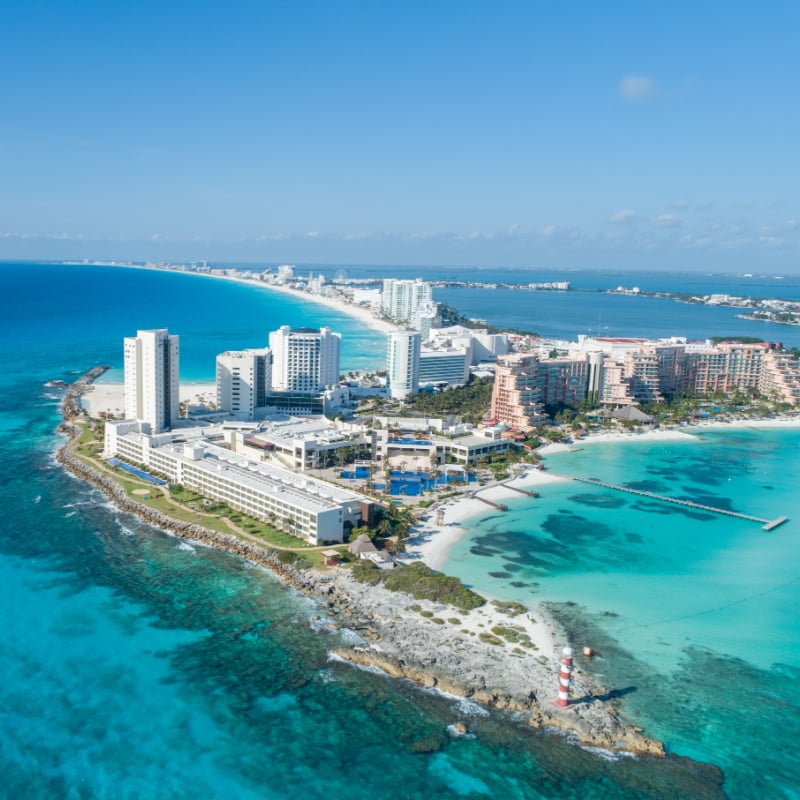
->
441 426 800 797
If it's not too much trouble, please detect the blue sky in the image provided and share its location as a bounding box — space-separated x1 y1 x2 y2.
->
1 1 798 271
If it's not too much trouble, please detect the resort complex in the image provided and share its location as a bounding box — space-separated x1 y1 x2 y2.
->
104 420 372 544
55 264 800 798
100 274 800 551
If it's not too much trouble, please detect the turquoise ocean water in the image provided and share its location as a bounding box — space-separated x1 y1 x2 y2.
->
1 260 795 798
444 430 800 799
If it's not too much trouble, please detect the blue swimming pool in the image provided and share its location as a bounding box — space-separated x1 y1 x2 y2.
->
107 458 168 486
340 467 371 479
373 470 476 496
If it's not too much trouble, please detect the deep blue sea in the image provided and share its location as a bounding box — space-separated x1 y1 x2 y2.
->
1 260 797 798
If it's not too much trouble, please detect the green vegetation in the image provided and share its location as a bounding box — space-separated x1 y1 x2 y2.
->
641 387 793 424
490 625 537 648
403 378 494 426
491 600 527 617
350 561 485 611
69 424 331 556
382 562 485 611
437 303 539 337
373 504 416 552
275 550 312 570
709 335 767 345
350 559 382 585
478 632 503 646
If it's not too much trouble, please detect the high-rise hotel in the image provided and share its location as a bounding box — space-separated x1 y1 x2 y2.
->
123 328 180 433
268 326 341 392
381 278 433 324
386 330 421 400
215 348 272 420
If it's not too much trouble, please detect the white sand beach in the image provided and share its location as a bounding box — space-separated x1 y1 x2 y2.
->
406 468 568 572
405 416 800 581
537 417 800 456
81 382 217 417
197 271 401 336
537 426 698 455
255 282 400 336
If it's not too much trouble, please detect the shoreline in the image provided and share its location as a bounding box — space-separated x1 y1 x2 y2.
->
57 368 665 758
81 382 218 417
406 416 800 576
87 261 401 338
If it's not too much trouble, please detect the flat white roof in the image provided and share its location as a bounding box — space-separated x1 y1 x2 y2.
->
152 439 368 514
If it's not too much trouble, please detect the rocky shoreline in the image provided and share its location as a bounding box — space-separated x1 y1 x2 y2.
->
55 370 665 758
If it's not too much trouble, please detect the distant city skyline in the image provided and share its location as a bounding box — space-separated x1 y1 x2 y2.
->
1 2 798 272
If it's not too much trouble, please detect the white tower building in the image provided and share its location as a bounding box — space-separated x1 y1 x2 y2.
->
412 300 439 341
268 326 341 392
276 264 295 283
216 348 272 419
381 278 433 323
386 331 421 400
124 328 180 433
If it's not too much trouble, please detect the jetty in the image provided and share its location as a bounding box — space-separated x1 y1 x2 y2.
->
473 494 508 511
569 476 788 531
503 484 540 498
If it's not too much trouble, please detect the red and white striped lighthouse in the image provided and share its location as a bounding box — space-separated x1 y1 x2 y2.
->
555 646 573 708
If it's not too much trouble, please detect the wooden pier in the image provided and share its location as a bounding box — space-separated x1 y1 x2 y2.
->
473 494 508 511
569 476 787 531
502 484 540 498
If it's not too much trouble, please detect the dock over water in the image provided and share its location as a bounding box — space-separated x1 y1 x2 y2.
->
502 484 540 498
568 476 788 531
473 494 508 511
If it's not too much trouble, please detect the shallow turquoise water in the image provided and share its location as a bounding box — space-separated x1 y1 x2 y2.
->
444 429 800 798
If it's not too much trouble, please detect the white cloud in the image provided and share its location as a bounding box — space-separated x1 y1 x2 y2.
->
652 214 683 228
619 75 655 101
1 231 84 240
540 225 557 238
608 209 638 224
679 235 713 249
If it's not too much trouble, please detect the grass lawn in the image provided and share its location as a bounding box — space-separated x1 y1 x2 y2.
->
69 420 351 558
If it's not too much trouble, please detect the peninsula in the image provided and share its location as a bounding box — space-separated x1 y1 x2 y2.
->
57 367 666 758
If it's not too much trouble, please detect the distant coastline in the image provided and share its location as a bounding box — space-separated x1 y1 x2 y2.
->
75 260 401 338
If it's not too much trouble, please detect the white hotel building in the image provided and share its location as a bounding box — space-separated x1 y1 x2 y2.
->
386 331 421 400
124 328 180 433
104 422 373 544
381 278 433 323
269 326 341 392
216 348 272 420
